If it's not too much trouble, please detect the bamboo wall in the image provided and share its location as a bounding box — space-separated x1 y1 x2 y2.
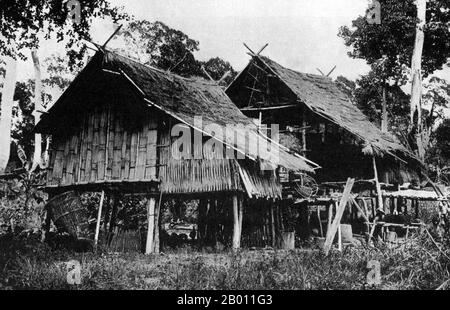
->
47 103 159 187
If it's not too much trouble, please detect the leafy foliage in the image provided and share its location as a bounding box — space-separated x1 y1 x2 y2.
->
0 172 47 235
0 0 128 67
339 0 450 163
339 0 450 82
113 20 237 82
429 119 450 164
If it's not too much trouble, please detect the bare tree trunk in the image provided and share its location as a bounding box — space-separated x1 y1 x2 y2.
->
0 57 17 172
410 0 427 160
381 85 388 133
30 50 43 173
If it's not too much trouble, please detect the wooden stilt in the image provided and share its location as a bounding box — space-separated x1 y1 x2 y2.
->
302 108 307 156
270 203 276 248
154 194 162 254
41 207 51 243
317 205 324 237
239 196 244 244
372 156 384 212
108 193 118 233
198 199 206 245
145 197 156 254
94 190 105 248
204 199 211 245
103 192 111 232
232 194 241 250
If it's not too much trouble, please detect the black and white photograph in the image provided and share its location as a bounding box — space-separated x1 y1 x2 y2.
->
0 0 450 294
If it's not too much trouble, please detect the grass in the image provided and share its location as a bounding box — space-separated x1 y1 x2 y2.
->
1 231 450 290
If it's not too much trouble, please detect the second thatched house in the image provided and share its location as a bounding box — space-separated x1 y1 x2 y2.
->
226 53 419 190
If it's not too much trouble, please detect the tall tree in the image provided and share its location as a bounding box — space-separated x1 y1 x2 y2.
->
0 57 17 172
339 0 450 157
29 50 43 172
113 20 237 81
199 57 237 86
9 53 79 168
114 20 200 76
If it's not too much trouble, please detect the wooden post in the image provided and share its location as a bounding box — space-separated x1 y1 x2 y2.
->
41 207 51 242
270 203 276 248
154 194 162 254
145 197 156 254
372 156 384 212
103 192 111 232
410 0 427 159
323 178 355 255
327 203 333 234
239 196 244 243
232 194 241 250
317 205 324 237
302 108 307 156
108 193 118 233
94 190 105 248
198 199 206 246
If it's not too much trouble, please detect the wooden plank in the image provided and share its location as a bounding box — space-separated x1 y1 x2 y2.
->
79 115 89 182
97 108 107 180
123 130 132 180
112 113 123 179
52 142 64 184
145 127 158 180
106 108 115 179
91 108 100 182
47 144 56 184
120 130 128 179
61 138 70 185
136 123 148 180
66 134 77 184
84 113 94 183
129 132 138 180
324 178 355 255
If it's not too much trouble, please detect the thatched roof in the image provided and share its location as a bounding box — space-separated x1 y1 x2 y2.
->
227 55 415 160
36 50 315 173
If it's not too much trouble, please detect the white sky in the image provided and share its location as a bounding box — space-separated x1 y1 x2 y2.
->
15 0 450 84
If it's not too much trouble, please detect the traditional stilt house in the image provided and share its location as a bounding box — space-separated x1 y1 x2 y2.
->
226 52 423 240
226 53 418 187
35 49 316 253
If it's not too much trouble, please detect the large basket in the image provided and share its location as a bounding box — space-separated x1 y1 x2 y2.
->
46 191 91 239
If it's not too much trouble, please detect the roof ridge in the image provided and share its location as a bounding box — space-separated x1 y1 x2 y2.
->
257 55 330 80
103 48 216 85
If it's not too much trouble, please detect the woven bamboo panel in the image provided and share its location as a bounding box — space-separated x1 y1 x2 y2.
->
47 103 159 186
